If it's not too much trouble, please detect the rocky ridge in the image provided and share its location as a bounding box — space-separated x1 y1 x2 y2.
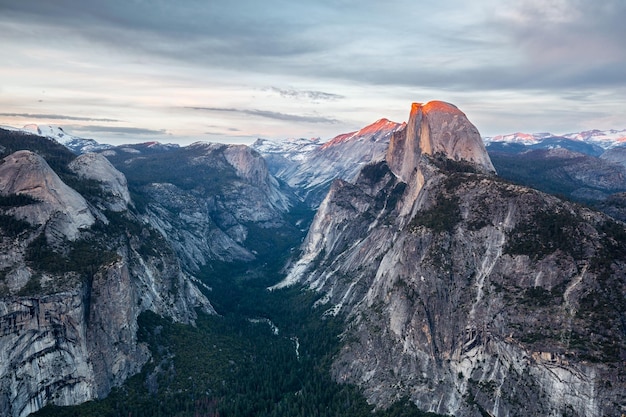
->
0 131 213 417
488 146 626 203
100 141 297 272
253 118 403 207
484 128 626 150
276 101 626 416
0 125 114 154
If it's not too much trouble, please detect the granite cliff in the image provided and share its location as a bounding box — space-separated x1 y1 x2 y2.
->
0 131 213 417
275 101 626 416
100 141 298 272
0 128 304 416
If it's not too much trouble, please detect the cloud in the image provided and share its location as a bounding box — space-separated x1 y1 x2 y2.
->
71 125 167 135
0 0 326 66
3 0 624 94
0 113 120 122
0 0 624 143
187 107 339 124
265 87 344 101
485 0 626 88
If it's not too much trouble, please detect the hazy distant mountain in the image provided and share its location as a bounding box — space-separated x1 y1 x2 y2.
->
0 124 113 154
484 129 626 207
253 118 404 207
488 148 626 202
484 128 626 151
99 141 301 271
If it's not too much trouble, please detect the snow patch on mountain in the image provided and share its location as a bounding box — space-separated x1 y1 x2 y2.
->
484 129 626 149
252 137 322 162
252 119 403 207
0 124 113 154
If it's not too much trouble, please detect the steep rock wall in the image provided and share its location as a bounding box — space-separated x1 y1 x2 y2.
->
279 102 626 416
0 149 213 416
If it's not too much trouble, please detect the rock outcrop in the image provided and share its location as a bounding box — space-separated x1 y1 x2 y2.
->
68 152 131 212
277 102 626 416
387 101 495 182
0 139 213 417
0 150 95 241
253 118 404 207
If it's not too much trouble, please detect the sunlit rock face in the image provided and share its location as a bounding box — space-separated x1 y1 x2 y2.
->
387 101 495 183
279 102 625 417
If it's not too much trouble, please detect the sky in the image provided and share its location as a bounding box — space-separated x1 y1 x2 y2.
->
0 0 625 146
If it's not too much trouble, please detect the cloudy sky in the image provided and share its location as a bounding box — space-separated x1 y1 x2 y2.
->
1 0 625 145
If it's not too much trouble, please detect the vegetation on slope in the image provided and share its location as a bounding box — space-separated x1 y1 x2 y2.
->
34 254 446 417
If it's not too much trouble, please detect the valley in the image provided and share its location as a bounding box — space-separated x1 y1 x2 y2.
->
0 101 625 417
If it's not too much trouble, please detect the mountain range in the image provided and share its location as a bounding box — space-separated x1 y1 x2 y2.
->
0 104 625 417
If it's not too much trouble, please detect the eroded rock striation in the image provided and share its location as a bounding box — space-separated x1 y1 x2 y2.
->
277 101 626 416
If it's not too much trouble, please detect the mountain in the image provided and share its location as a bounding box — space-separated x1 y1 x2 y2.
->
251 136 323 173
253 118 404 207
601 145 626 168
98 141 303 272
564 129 626 148
486 137 605 157
489 147 626 202
2 111 626 417
0 125 114 154
484 128 626 151
0 128 216 417
484 129 626 205
274 101 626 416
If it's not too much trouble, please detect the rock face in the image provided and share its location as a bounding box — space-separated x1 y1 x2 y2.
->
68 152 131 212
0 136 213 417
0 150 95 241
277 102 626 416
253 118 404 207
387 101 495 182
102 141 296 272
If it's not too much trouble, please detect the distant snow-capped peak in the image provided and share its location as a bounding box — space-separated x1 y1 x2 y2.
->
0 124 113 154
252 137 322 162
563 129 626 147
484 129 626 149
484 132 553 145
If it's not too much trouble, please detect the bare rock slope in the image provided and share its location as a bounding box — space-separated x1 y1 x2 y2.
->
0 134 213 417
101 141 297 272
253 118 404 207
277 101 626 416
